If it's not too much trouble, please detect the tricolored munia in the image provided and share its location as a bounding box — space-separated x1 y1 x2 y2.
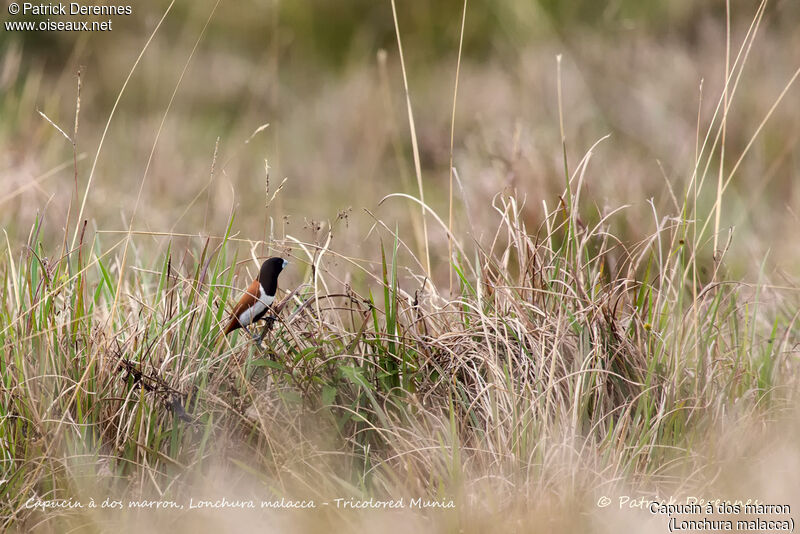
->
224 257 288 345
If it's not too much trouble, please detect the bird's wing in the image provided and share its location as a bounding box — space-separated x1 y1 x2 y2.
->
224 279 261 334
230 279 261 318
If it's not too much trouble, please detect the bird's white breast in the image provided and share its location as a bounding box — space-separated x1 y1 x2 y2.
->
236 285 274 327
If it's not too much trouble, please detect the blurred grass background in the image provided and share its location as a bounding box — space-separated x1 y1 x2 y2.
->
2 0 799 282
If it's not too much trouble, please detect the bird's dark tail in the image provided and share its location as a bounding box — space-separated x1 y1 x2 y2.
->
223 318 239 336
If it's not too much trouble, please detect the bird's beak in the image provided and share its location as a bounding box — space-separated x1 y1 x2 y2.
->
282 259 289 269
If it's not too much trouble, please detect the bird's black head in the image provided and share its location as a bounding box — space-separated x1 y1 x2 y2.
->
259 257 288 296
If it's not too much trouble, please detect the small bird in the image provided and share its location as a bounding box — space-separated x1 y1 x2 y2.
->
224 257 288 345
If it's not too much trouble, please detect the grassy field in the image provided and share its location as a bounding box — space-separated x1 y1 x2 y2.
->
2 0 800 532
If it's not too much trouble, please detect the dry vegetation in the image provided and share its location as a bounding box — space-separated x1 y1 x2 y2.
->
2 0 800 532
